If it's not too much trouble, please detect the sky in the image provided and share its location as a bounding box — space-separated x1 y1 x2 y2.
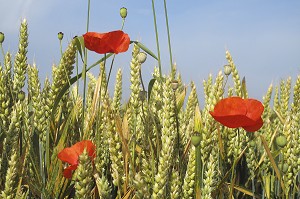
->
1 0 300 103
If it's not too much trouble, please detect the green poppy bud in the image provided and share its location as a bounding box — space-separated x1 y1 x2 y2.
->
137 52 147 64
139 90 147 101
275 135 287 147
171 80 179 91
224 64 231 76
191 132 201 147
0 32 4 44
120 7 127 19
58 32 64 41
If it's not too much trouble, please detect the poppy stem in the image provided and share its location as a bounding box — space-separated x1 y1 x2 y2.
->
252 178 256 199
163 0 174 79
104 54 116 98
139 68 146 92
121 18 125 31
59 40 63 57
82 0 91 134
86 0 91 33
76 51 79 96
38 142 45 198
151 0 162 77
0 43 5 59
229 130 240 197
195 144 201 198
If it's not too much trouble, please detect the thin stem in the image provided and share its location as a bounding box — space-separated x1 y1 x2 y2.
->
163 0 174 77
0 44 5 59
172 90 180 169
121 18 125 30
252 178 256 199
82 0 91 133
229 129 240 198
104 16 125 99
139 66 146 92
86 0 91 35
39 142 45 199
76 51 79 96
103 54 116 98
195 145 201 198
59 40 63 57
151 0 162 77
220 75 229 97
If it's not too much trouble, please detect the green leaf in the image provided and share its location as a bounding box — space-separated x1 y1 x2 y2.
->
74 36 84 63
131 41 158 60
241 76 248 98
194 105 202 132
260 135 285 191
225 183 261 198
148 78 156 101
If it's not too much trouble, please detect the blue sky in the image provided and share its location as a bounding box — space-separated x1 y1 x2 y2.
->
1 0 300 102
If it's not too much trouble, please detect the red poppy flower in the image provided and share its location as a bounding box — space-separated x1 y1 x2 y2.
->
209 97 264 132
83 30 130 54
58 140 96 178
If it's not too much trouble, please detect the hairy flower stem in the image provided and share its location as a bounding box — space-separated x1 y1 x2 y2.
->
151 0 162 77
82 0 91 132
104 54 116 98
0 43 4 58
163 0 174 78
101 12 125 98
59 39 63 57
195 145 201 197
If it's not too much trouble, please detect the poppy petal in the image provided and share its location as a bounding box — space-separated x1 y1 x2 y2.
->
103 31 130 54
209 114 256 128
210 97 247 117
63 165 78 179
210 97 249 128
72 140 96 160
210 96 264 132
242 117 263 132
83 31 130 54
57 147 79 165
244 99 264 122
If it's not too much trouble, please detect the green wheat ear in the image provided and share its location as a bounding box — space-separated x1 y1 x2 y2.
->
152 77 176 198
182 146 196 199
291 76 300 173
0 53 13 131
179 82 197 147
129 44 141 113
0 66 11 132
133 172 151 198
106 97 124 189
12 19 28 100
75 149 94 198
170 168 181 199
201 154 216 199
1 150 19 199
112 68 123 113
95 173 111 198
226 50 242 97
50 39 76 112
